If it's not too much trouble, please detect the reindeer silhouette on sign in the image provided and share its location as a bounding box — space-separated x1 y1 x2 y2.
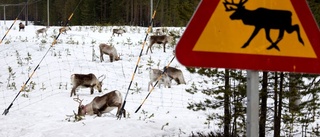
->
223 0 304 51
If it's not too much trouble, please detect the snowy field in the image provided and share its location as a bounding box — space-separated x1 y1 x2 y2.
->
0 21 215 137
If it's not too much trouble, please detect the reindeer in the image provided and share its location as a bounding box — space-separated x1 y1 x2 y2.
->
59 26 71 34
163 66 186 85
148 68 171 91
70 73 106 97
99 43 121 62
36 27 48 37
73 90 126 117
223 0 304 51
146 35 173 54
112 28 126 36
19 22 25 32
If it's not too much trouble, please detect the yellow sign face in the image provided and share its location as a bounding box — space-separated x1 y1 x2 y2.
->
192 0 316 58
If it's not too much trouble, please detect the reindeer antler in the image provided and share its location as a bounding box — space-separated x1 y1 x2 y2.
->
73 95 83 107
223 0 248 11
117 53 123 60
98 74 106 82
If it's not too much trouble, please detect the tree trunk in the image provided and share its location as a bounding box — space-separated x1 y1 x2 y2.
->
289 73 300 113
232 95 237 136
224 69 230 137
274 72 284 137
274 72 280 137
277 73 284 136
259 72 268 137
131 0 134 25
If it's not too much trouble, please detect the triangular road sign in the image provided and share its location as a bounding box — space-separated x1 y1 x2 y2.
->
176 0 320 74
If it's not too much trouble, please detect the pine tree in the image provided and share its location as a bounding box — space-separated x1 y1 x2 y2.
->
80 0 96 25
186 68 247 136
307 0 320 26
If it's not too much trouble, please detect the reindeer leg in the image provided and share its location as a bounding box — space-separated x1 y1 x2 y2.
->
267 29 284 51
71 85 79 97
286 24 304 45
100 50 104 62
148 81 154 91
100 54 104 62
90 87 94 94
118 108 126 118
242 27 261 48
109 55 114 62
175 78 181 85
146 42 154 54
97 104 109 117
71 87 76 97
264 28 280 51
149 45 154 53
93 107 102 117
146 47 149 55
116 104 122 117
163 43 166 52
158 79 165 88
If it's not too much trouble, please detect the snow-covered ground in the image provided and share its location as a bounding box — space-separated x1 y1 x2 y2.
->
0 21 215 137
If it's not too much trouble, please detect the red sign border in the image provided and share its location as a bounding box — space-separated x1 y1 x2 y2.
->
176 0 320 74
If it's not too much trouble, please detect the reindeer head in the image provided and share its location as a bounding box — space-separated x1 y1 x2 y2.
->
223 0 248 20
115 56 121 61
73 96 85 116
119 27 126 33
115 53 123 61
167 36 174 43
162 72 171 88
97 75 106 92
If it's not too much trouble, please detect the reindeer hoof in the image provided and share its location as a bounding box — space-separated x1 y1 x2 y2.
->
299 38 304 45
241 43 249 48
267 44 280 51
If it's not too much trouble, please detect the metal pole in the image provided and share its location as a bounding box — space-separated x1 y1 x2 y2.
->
118 0 161 119
3 6 6 25
246 70 259 137
150 0 153 27
47 0 49 26
25 1 28 26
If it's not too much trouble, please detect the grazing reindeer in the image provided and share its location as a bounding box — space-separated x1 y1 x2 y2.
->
70 73 106 97
146 35 173 54
74 90 126 117
19 22 25 32
36 27 48 37
99 43 121 62
223 0 304 51
148 68 171 91
112 28 126 36
163 66 186 85
59 26 71 34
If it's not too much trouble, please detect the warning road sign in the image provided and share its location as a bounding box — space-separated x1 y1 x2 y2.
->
175 0 320 73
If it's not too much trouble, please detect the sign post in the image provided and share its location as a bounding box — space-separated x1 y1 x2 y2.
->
246 70 259 136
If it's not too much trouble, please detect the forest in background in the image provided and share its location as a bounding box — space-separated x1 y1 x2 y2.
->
0 0 319 27
0 0 200 26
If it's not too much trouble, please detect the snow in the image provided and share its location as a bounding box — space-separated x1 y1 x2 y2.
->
0 21 214 137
